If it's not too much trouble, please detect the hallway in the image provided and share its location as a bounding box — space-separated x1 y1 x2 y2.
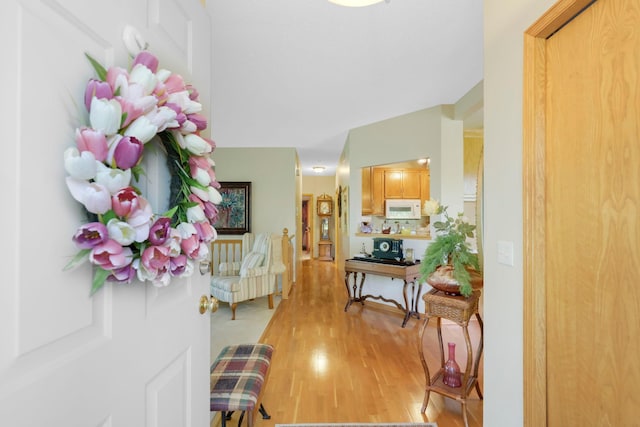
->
250 259 483 426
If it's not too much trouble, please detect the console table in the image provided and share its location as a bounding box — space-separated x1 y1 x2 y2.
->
418 289 483 427
344 258 423 327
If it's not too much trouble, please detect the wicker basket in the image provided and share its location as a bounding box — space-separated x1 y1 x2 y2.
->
423 289 480 324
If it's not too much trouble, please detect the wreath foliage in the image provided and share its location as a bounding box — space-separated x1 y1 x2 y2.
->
64 51 220 294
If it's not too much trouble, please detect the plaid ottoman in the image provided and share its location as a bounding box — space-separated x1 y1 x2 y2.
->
210 343 274 427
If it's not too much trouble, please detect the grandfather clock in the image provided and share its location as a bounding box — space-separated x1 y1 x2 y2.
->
317 194 333 261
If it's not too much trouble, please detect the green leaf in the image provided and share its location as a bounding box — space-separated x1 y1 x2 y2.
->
63 249 91 271
131 165 145 182
85 53 107 81
101 210 117 224
162 205 179 218
90 267 111 296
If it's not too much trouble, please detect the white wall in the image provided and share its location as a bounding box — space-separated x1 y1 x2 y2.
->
212 147 297 238
483 1 556 426
337 105 465 313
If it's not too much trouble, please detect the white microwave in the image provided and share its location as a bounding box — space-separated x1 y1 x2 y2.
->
385 199 422 220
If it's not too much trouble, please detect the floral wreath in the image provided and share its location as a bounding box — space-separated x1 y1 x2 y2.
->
64 51 220 295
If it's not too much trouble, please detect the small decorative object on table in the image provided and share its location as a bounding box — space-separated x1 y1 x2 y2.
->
443 342 462 388
419 201 482 298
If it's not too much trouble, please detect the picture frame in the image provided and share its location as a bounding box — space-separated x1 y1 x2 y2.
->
213 182 251 235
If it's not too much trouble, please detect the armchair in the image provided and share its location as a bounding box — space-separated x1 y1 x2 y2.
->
210 232 279 320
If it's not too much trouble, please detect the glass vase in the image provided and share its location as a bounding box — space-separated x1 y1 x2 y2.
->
442 342 462 388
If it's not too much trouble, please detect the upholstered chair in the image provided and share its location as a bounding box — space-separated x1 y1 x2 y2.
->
210 232 277 320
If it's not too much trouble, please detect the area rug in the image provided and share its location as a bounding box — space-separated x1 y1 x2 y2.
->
276 424 437 427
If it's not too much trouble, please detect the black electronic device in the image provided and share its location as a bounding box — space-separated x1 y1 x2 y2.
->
372 237 403 260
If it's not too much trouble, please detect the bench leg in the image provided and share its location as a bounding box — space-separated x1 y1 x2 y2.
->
267 294 274 309
259 403 271 419
230 303 237 320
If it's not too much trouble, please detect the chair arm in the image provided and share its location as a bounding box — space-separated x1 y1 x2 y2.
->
240 265 269 278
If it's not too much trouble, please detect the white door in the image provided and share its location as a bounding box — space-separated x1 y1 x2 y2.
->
0 1 213 426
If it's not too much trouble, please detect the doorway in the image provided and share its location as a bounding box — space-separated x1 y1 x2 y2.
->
302 194 313 260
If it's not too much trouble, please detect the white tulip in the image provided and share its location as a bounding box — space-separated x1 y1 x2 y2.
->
124 115 158 144
64 147 97 180
107 218 136 246
89 97 122 136
95 163 132 194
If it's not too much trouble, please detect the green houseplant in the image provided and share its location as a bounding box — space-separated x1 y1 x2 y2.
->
419 202 481 297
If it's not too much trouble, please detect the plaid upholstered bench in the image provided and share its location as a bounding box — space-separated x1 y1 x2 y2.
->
210 343 274 427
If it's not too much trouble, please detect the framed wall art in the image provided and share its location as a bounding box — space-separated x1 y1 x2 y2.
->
213 182 251 235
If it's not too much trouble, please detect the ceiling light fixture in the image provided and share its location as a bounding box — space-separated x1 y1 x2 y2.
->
312 166 326 173
328 0 387 7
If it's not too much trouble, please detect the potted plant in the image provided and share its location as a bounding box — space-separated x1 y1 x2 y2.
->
419 201 482 297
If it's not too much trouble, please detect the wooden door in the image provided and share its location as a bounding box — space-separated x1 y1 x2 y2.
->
523 0 640 425
0 1 213 425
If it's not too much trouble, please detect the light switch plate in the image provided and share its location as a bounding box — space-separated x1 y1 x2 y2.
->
497 240 514 266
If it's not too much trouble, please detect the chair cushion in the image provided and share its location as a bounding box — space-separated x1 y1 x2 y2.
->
240 251 265 276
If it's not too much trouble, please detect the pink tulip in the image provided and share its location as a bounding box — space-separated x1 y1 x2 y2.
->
142 245 170 275
194 221 216 243
127 197 153 242
132 51 159 73
112 187 140 218
149 217 171 246
84 79 113 111
72 222 108 249
164 74 186 94
180 234 200 259
165 102 187 126
106 66 129 94
108 264 136 284
187 113 207 131
66 178 112 214
113 136 143 169
189 156 215 186
203 201 218 222
186 84 199 101
76 128 108 162
90 239 133 270
170 255 188 276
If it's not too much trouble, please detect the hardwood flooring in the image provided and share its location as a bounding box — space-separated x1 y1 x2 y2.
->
249 259 483 426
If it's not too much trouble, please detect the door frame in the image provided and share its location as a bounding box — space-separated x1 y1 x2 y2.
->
302 193 314 256
522 0 593 425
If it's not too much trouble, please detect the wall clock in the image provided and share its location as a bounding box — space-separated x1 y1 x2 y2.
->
317 194 333 216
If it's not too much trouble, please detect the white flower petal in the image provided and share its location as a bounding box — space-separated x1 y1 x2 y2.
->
64 147 97 180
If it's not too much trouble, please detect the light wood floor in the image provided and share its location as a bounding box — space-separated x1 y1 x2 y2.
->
242 259 483 426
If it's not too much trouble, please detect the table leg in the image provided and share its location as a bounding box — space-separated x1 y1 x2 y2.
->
343 271 354 311
473 312 484 399
418 316 432 413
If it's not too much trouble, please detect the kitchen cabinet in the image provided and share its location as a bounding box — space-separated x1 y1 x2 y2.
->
384 169 422 199
361 166 429 216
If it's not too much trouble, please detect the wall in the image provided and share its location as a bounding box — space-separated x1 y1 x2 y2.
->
301 175 338 259
338 105 465 312
483 1 556 425
212 147 298 239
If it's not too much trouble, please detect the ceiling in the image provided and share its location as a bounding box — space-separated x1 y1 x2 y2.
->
207 0 483 176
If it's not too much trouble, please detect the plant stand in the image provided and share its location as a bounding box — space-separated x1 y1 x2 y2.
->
418 289 483 427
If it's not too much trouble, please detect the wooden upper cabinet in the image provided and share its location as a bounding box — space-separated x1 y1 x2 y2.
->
420 169 430 202
371 168 385 215
384 169 421 199
361 167 428 217
361 167 372 215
